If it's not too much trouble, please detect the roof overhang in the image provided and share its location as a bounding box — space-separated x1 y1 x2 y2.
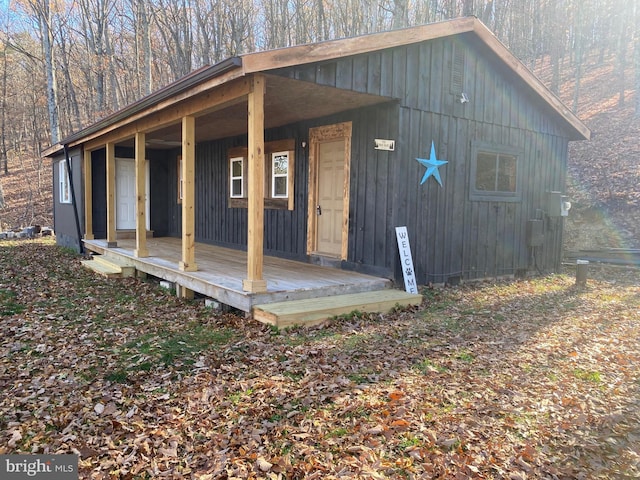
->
44 16 589 158
241 16 589 141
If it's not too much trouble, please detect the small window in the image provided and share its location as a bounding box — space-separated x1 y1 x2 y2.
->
470 142 521 202
230 156 244 198
271 151 289 198
59 160 71 204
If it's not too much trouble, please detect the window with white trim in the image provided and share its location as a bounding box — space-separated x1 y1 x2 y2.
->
59 160 71 204
230 156 244 198
228 139 295 210
271 151 289 198
470 142 521 202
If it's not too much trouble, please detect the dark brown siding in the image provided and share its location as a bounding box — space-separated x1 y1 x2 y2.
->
272 34 574 284
80 33 576 285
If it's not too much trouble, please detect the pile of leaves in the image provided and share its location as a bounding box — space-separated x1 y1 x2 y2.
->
1 239 640 479
0 156 52 231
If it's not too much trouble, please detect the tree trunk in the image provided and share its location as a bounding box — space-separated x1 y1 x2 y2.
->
137 0 152 96
635 1 640 116
57 32 81 134
0 30 9 175
392 0 409 28
29 0 60 145
573 4 584 113
462 0 474 16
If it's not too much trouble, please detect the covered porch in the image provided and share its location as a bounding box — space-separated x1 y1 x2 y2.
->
77 69 393 297
83 237 393 314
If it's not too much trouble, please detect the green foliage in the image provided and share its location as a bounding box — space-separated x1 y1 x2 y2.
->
105 370 129 384
119 323 235 372
455 350 474 363
0 289 25 316
573 369 602 383
414 358 447 374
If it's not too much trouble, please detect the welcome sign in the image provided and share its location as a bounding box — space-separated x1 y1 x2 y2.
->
395 226 418 294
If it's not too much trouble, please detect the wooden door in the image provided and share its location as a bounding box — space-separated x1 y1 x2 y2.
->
308 122 352 260
317 139 345 256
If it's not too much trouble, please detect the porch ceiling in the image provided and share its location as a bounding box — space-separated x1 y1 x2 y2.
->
133 74 394 149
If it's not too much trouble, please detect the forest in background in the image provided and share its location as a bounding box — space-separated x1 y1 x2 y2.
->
0 0 638 234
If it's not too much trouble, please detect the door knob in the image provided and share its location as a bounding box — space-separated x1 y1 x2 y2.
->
316 205 322 216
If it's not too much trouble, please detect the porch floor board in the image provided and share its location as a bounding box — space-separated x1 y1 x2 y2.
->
83 237 393 314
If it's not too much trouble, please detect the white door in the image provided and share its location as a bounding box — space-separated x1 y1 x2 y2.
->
116 158 150 230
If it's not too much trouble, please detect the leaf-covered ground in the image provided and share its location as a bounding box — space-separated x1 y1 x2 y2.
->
1 239 639 479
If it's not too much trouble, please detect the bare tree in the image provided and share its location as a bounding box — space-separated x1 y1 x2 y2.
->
616 0 634 107
572 0 585 113
77 0 117 115
1 21 10 176
132 0 152 96
18 0 61 145
635 1 640 116
150 0 193 81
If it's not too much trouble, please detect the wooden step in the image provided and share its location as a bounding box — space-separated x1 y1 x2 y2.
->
81 258 122 278
95 255 136 278
253 289 423 328
81 255 136 279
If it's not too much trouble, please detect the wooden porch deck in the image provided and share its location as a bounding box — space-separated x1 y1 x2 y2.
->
83 237 394 314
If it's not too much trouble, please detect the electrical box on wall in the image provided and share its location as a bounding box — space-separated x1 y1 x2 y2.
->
546 191 571 217
527 219 544 247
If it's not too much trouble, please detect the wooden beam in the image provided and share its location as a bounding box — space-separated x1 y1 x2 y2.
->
241 17 476 73
83 148 94 240
134 132 149 258
179 116 197 272
341 124 352 261
83 77 251 152
105 142 117 247
243 74 267 293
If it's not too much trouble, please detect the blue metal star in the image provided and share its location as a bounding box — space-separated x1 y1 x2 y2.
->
416 141 448 186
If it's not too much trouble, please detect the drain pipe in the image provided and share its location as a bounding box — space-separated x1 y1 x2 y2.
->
63 144 84 254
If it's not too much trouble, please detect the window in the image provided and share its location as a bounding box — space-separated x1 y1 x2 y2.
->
470 142 521 202
271 151 289 198
59 160 71 204
228 139 295 210
230 156 244 198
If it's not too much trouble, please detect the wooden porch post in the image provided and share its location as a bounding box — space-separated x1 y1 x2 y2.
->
106 142 117 247
179 115 198 272
83 148 94 240
134 132 149 258
242 74 267 293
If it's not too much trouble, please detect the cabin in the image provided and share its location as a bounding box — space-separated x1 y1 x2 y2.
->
44 17 590 325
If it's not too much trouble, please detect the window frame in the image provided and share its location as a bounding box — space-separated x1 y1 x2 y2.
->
469 141 522 202
59 160 71 204
270 150 289 199
229 156 245 199
228 139 295 210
